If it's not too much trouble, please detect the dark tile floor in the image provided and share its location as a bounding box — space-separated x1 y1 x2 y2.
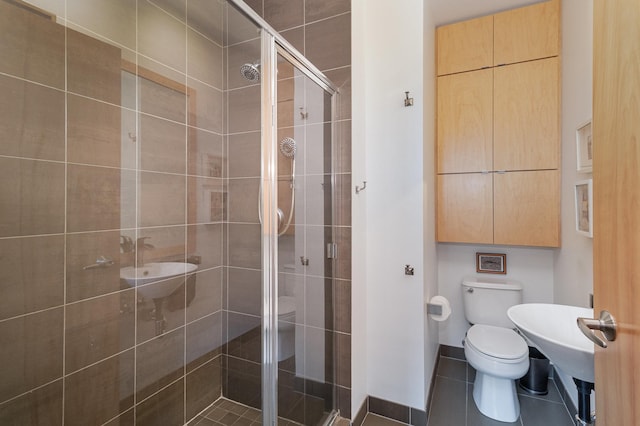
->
189 357 576 426
426 356 575 426
361 413 410 426
361 356 575 426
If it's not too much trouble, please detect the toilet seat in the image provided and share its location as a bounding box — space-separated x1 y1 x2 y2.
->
278 296 296 319
464 324 529 422
466 325 528 361
277 296 296 361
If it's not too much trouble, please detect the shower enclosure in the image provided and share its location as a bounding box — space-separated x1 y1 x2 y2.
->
0 0 340 425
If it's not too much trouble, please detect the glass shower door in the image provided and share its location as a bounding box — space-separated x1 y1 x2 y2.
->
270 49 336 425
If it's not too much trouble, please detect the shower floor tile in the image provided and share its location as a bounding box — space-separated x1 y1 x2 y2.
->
188 398 305 426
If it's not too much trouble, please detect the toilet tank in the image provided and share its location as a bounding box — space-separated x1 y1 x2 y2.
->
461 276 523 328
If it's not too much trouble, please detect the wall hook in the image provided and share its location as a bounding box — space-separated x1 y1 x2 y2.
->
355 181 367 194
405 264 415 276
299 107 308 120
404 91 414 107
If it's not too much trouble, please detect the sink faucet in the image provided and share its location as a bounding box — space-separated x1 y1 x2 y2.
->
120 235 134 253
135 237 155 267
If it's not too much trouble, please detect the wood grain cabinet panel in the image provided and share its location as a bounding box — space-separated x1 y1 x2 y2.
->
494 57 560 171
493 170 560 247
437 173 493 244
435 1 561 248
436 15 493 76
494 0 560 66
437 69 493 173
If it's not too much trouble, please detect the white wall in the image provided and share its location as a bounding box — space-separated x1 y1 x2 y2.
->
352 0 433 411
438 244 556 347
351 0 368 416
352 0 594 415
363 0 425 408
423 0 441 410
554 0 594 308
554 0 594 409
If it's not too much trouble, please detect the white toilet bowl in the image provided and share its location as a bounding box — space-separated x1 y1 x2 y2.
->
278 296 296 361
464 324 529 423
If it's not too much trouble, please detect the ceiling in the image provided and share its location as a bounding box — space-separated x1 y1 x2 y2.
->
429 0 547 26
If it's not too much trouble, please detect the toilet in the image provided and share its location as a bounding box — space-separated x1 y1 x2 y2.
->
278 296 296 361
462 277 529 423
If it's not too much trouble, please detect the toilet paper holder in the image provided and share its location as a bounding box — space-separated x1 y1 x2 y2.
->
426 303 443 316
427 296 451 321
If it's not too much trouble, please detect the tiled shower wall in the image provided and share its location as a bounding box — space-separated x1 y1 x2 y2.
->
0 0 230 424
247 0 353 418
0 0 351 424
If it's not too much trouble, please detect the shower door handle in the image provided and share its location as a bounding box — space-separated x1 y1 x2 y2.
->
326 243 337 259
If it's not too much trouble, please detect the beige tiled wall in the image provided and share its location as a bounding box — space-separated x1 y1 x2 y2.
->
0 0 229 424
0 0 351 423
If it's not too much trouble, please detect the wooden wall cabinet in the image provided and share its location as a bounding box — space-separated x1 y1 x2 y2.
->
437 0 560 76
436 15 493 76
437 171 561 247
494 0 560 66
494 57 560 171
435 0 561 248
437 68 493 173
437 173 493 244
493 170 560 247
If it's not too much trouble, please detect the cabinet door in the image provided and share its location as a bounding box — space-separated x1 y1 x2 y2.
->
494 57 560 171
437 15 493 76
437 69 493 174
494 0 560 66
437 173 493 243
494 170 560 247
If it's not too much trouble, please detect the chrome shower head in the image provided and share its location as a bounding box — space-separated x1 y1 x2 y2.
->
240 62 260 82
280 137 297 158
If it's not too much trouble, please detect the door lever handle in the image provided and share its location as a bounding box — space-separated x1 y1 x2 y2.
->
577 310 617 348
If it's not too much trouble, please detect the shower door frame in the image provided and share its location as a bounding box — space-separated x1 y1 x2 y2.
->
228 1 340 425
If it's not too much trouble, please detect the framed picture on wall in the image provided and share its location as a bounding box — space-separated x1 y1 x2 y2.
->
576 120 593 173
476 253 507 274
575 179 593 238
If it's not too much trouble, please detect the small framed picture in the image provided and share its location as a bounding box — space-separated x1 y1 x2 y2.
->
576 120 593 173
575 179 593 238
476 253 507 274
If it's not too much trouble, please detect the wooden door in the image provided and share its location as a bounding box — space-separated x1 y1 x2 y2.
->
592 0 640 423
436 15 493 76
437 69 493 174
494 57 560 172
493 0 560 66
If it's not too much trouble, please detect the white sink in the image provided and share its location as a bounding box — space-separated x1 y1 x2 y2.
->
120 262 198 299
507 303 595 383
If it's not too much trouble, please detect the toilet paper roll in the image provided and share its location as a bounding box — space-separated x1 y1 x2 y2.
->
428 296 452 322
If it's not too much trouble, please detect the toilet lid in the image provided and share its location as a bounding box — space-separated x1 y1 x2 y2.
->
466 325 528 360
278 296 296 316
